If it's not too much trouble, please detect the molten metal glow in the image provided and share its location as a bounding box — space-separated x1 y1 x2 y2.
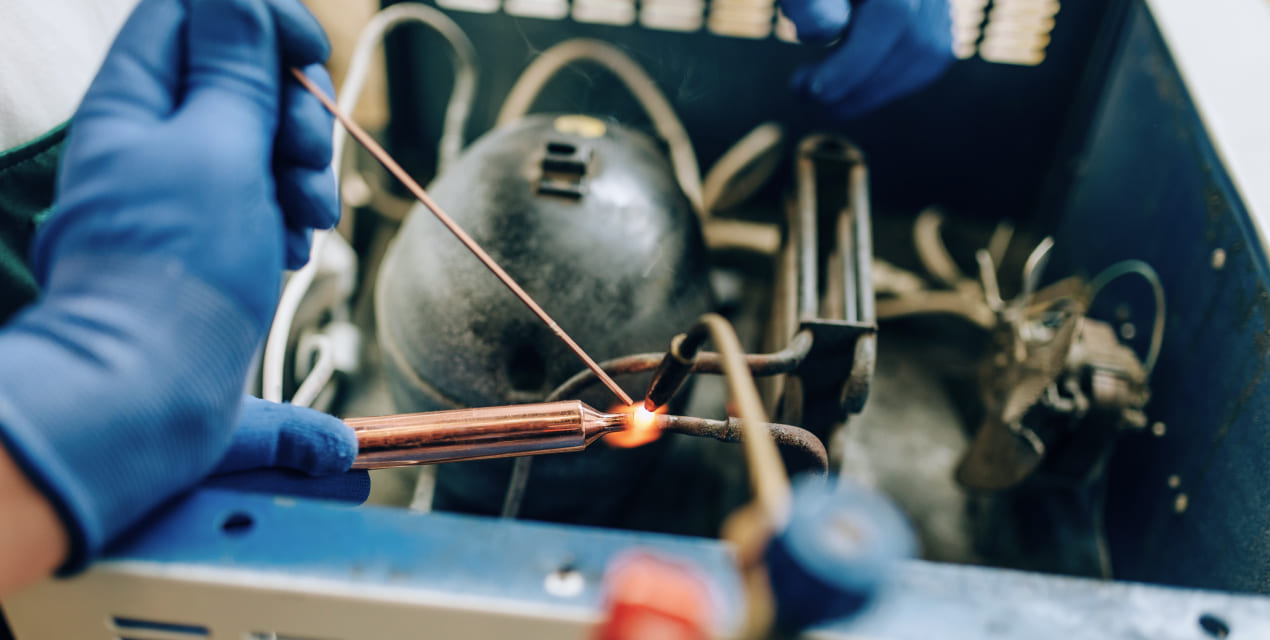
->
605 404 664 448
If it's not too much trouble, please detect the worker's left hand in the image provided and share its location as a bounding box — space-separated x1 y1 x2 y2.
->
780 0 955 119
0 0 343 574
202 396 370 503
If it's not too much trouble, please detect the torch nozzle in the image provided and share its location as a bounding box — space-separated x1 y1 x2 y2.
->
643 333 701 413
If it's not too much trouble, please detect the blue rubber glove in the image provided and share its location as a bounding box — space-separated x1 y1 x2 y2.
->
0 0 339 574
204 397 370 504
781 0 955 119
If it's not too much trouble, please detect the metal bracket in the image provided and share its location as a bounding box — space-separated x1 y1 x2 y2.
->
776 135 878 435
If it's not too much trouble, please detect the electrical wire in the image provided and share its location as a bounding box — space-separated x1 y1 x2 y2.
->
500 457 533 519
263 233 329 403
913 208 966 289
987 219 1015 268
1017 237 1056 308
334 2 478 174
291 334 335 409
495 38 704 216
976 249 1004 311
874 291 998 329
262 4 478 405
703 219 783 256
701 122 784 214
1088 259 1166 375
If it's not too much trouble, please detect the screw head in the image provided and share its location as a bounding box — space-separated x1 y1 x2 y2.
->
1174 493 1190 514
1120 323 1137 340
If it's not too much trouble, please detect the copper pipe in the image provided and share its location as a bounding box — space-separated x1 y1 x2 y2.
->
654 413 828 474
290 68 634 407
644 326 813 412
545 330 814 403
349 400 626 469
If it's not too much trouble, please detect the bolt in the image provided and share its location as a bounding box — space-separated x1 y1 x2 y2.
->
1174 493 1189 514
1120 323 1137 340
544 567 586 598
1152 422 1167 437
1211 248 1227 270
1167 475 1181 489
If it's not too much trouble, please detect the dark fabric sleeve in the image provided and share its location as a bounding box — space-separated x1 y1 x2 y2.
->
0 124 66 324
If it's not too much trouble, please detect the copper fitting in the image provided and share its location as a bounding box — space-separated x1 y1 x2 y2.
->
348 400 626 469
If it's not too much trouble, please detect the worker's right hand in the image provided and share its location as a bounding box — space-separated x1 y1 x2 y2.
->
779 0 955 119
0 0 338 575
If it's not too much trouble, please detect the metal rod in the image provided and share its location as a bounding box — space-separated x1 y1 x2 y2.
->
348 400 626 469
291 68 635 407
850 159 874 323
794 140 820 322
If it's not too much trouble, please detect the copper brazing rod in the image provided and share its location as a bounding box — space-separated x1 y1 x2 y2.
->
291 68 634 407
348 400 626 469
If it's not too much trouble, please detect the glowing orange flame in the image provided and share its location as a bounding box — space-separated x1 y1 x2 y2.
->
605 404 665 448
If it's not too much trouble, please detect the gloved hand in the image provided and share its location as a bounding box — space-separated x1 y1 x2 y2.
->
0 0 339 573
203 396 370 504
780 0 955 119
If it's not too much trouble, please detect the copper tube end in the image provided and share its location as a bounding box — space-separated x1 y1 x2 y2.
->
583 405 628 442
653 413 828 472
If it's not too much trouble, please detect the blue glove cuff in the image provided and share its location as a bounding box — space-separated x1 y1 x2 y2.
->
0 255 260 574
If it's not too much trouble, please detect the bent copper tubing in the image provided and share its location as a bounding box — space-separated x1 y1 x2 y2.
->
348 401 828 474
546 329 814 403
654 414 828 473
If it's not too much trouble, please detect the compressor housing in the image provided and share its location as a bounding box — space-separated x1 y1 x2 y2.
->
376 114 712 524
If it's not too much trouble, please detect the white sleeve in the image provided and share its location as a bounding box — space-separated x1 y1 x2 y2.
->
0 0 139 150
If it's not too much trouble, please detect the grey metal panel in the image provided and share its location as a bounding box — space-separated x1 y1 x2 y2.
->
1052 1 1270 593
8 490 1270 639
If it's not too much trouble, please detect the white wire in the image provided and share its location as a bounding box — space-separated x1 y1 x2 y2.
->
1089 259 1166 375
291 335 336 408
333 2 478 175
701 122 783 214
262 2 479 405
263 233 327 403
495 38 704 216
696 122 785 256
